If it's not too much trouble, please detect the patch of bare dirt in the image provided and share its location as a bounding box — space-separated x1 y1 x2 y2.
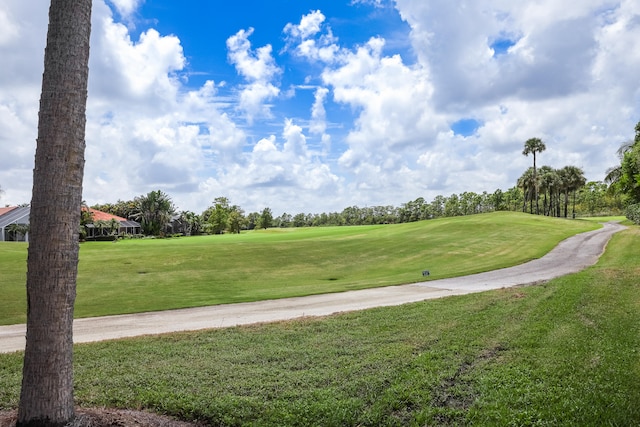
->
0 408 206 427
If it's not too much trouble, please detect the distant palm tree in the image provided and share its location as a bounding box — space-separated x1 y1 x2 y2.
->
522 138 546 214
538 166 557 216
180 210 202 236
517 167 536 214
605 122 640 203
80 201 94 239
604 139 634 195
560 166 586 218
108 218 120 235
6 223 29 241
131 190 176 236
94 219 109 236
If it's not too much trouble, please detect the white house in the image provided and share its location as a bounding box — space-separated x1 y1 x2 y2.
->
0 206 31 242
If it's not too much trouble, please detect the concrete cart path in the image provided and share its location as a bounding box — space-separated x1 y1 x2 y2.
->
0 222 625 354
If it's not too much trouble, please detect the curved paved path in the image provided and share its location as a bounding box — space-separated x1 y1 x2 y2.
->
0 222 625 354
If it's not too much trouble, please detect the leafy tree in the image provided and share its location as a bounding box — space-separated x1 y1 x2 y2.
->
430 195 446 218
278 212 292 228
459 191 483 215
491 189 505 211
400 197 429 222
245 212 260 230
207 196 231 234
444 193 462 217
292 213 306 227
18 0 92 424
331 212 345 226
227 205 246 234
131 190 176 236
258 207 274 229
522 137 546 214
341 206 362 225
578 181 611 215
503 186 523 212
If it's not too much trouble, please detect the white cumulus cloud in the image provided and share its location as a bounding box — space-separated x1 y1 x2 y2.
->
227 28 281 123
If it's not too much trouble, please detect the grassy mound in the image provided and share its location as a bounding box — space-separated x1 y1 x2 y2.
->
0 212 599 325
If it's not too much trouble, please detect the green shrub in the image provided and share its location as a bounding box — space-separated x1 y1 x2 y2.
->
625 203 640 224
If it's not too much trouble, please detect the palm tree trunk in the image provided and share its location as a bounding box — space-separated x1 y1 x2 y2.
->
529 189 533 214
533 153 539 215
18 1 91 425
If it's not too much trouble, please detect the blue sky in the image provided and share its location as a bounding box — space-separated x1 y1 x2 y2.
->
1 0 639 215
126 0 412 148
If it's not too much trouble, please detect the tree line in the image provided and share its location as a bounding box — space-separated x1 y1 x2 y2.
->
605 121 640 223
4 138 630 241
5 129 635 241
515 123 640 223
92 178 622 237
93 129 640 237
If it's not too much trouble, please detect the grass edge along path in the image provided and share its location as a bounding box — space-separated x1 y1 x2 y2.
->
0 226 638 426
0 212 599 325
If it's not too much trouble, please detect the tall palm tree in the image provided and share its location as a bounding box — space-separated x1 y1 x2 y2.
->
18 0 92 425
522 137 546 214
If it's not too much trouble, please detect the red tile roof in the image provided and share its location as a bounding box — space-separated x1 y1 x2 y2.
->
83 207 128 222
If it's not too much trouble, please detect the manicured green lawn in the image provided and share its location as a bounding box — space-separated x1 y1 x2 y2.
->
0 222 637 425
578 215 627 223
0 212 599 325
